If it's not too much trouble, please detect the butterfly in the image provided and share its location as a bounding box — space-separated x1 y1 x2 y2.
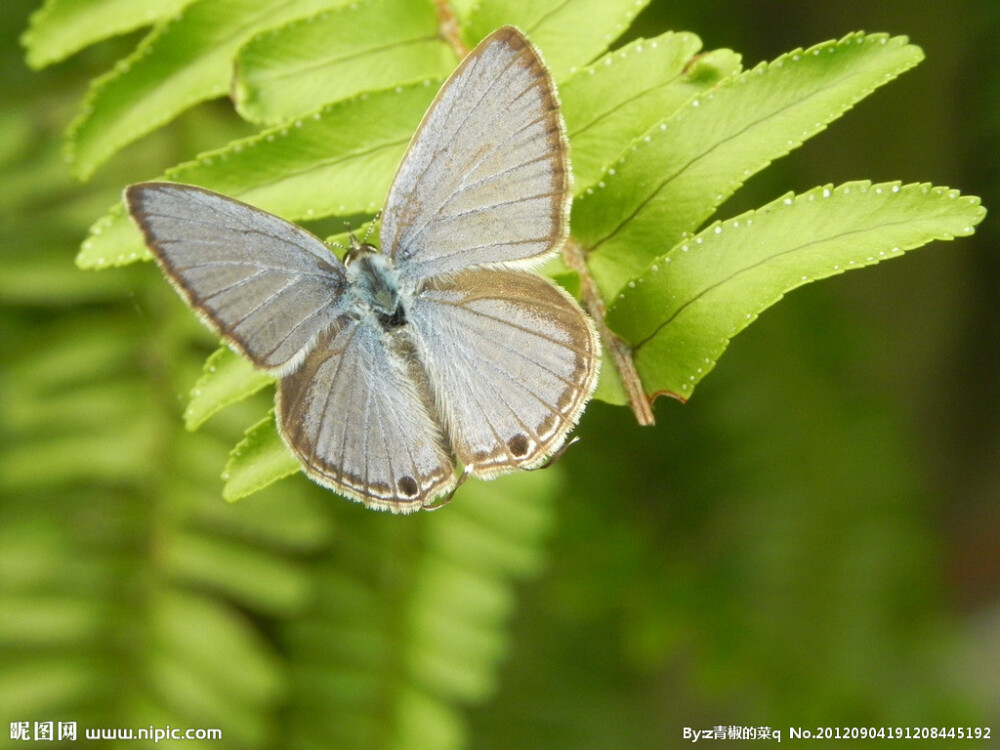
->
125 26 600 513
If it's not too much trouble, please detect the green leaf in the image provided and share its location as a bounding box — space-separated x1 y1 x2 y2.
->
1 422 159 490
0 594 103 644
190 479 331 549
606 181 987 401
283 468 556 749
427 473 555 578
164 529 312 615
185 346 273 430
562 31 741 191
76 81 437 268
590 349 629 405
65 0 350 180
21 0 195 69
234 0 456 125
573 32 925 300
154 590 284 705
465 0 654 80
223 412 300 502
1 55 331 744
0 658 95 717
5 379 147 435
0 246 141 303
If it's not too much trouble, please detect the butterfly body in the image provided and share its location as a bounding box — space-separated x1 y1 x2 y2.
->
126 27 600 512
344 244 409 331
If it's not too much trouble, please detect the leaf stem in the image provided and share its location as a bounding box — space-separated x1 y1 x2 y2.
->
435 1 468 57
563 239 655 426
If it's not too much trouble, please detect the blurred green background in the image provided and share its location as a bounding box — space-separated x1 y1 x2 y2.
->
1 1 996 748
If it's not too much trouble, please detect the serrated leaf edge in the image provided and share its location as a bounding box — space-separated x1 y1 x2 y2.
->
63 12 196 179
184 346 274 431
611 180 985 401
575 32 924 255
222 411 299 502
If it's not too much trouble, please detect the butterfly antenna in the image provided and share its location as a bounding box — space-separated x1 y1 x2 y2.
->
322 223 355 252
362 211 381 245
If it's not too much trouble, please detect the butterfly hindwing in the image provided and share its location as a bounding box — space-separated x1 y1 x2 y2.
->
276 317 456 511
407 268 600 477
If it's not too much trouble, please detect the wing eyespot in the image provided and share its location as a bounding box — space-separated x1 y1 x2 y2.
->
398 476 419 498
507 433 530 458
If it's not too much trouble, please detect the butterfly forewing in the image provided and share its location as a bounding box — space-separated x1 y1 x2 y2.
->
276 318 456 511
408 269 600 477
381 27 571 279
126 183 348 372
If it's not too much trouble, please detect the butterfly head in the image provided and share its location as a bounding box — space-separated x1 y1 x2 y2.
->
344 236 408 330
342 211 382 266
344 232 380 266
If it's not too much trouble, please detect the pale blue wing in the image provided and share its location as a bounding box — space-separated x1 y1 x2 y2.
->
407 269 599 477
126 182 348 372
276 317 456 512
380 26 571 280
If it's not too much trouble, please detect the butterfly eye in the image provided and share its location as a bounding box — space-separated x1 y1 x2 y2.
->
344 240 378 266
